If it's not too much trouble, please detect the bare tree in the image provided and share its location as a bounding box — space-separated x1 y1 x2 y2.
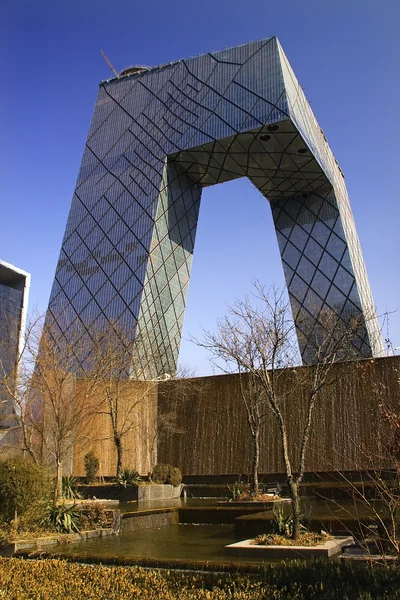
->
84 327 160 478
0 313 100 502
85 324 200 478
196 282 365 539
0 312 45 463
34 320 103 502
1 310 193 491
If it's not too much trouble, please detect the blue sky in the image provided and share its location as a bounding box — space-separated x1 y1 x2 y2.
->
2 0 399 374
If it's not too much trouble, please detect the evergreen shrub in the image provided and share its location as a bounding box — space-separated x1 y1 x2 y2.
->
151 464 182 486
84 451 99 483
117 469 141 488
0 458 50 522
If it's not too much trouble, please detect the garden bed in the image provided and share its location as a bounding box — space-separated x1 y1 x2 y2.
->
226 535 354 558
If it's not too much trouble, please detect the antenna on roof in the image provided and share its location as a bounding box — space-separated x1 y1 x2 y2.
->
100 49 118 78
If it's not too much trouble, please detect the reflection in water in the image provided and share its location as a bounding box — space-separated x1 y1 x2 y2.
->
46 498 384 566
47 524 264 565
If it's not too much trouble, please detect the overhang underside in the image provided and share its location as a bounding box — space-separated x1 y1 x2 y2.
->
169 119 331 201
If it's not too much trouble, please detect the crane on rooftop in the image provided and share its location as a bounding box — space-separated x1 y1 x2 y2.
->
100 49 118 78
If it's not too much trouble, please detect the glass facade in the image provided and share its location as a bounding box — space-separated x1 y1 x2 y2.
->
0 263 29 426
0 284 22 373
46 37 383 377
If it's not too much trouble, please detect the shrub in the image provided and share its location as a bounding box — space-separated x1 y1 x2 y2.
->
267 505 307 538
0 458 51 522
84 451 99 483
1 559 400 599
226 480 249 501
117 469 141 488
62 476 82 500
151 464 182 486
47 504 80 534
168 466 182 487
79 502 115 530
151 463 168 484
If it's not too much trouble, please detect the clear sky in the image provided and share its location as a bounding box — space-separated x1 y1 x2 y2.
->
2 0 399 375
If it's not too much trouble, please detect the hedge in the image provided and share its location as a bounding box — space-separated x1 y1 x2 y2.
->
0 558 400 599
0 458 50 522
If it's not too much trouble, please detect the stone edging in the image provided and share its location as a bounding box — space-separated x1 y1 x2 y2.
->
0 528 115 558
217 498 291 507
225 536 354 558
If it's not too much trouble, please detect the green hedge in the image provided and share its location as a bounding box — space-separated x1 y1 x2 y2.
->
0 458 50 522
0 558 400 599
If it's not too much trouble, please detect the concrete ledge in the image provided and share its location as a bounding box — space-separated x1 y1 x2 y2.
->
79 483 183 502
64 499 120 508
226 536 354 558
217 498 291 508
179 505 277 524
121 507 179 532
0 528 115 558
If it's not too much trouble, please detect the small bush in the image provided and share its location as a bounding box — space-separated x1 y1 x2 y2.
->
62 476 82 500
79 502 115 530
47 504 80 534
0 458 51 522
168 466 182 487
117 469 141 488
226 480 249 501
151 463 168 484
84 451 99 483
151 464 182 486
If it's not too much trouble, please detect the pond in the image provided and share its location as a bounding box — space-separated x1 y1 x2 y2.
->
41 497 382 569
46 523 274 567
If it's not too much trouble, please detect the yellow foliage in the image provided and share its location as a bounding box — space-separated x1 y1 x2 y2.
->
0 558 265 599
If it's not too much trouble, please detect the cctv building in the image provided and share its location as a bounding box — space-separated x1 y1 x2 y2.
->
46 37 383 377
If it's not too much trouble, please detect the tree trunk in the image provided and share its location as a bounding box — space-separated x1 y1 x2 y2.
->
19 414 38 464
115 434 123 478
251 431 260 497
277 414 300 538
290 482 301 540
54 459 63 505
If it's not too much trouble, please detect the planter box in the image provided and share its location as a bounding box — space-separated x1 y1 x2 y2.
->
226 536 354 559
78 484 129 500
137 483 183 501
78 483 183 502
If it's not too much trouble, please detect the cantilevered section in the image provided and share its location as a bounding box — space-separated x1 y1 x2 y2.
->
46 37 383 377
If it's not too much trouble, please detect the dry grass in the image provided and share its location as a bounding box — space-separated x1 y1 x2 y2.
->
252 531 333 546
236 493 279 502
